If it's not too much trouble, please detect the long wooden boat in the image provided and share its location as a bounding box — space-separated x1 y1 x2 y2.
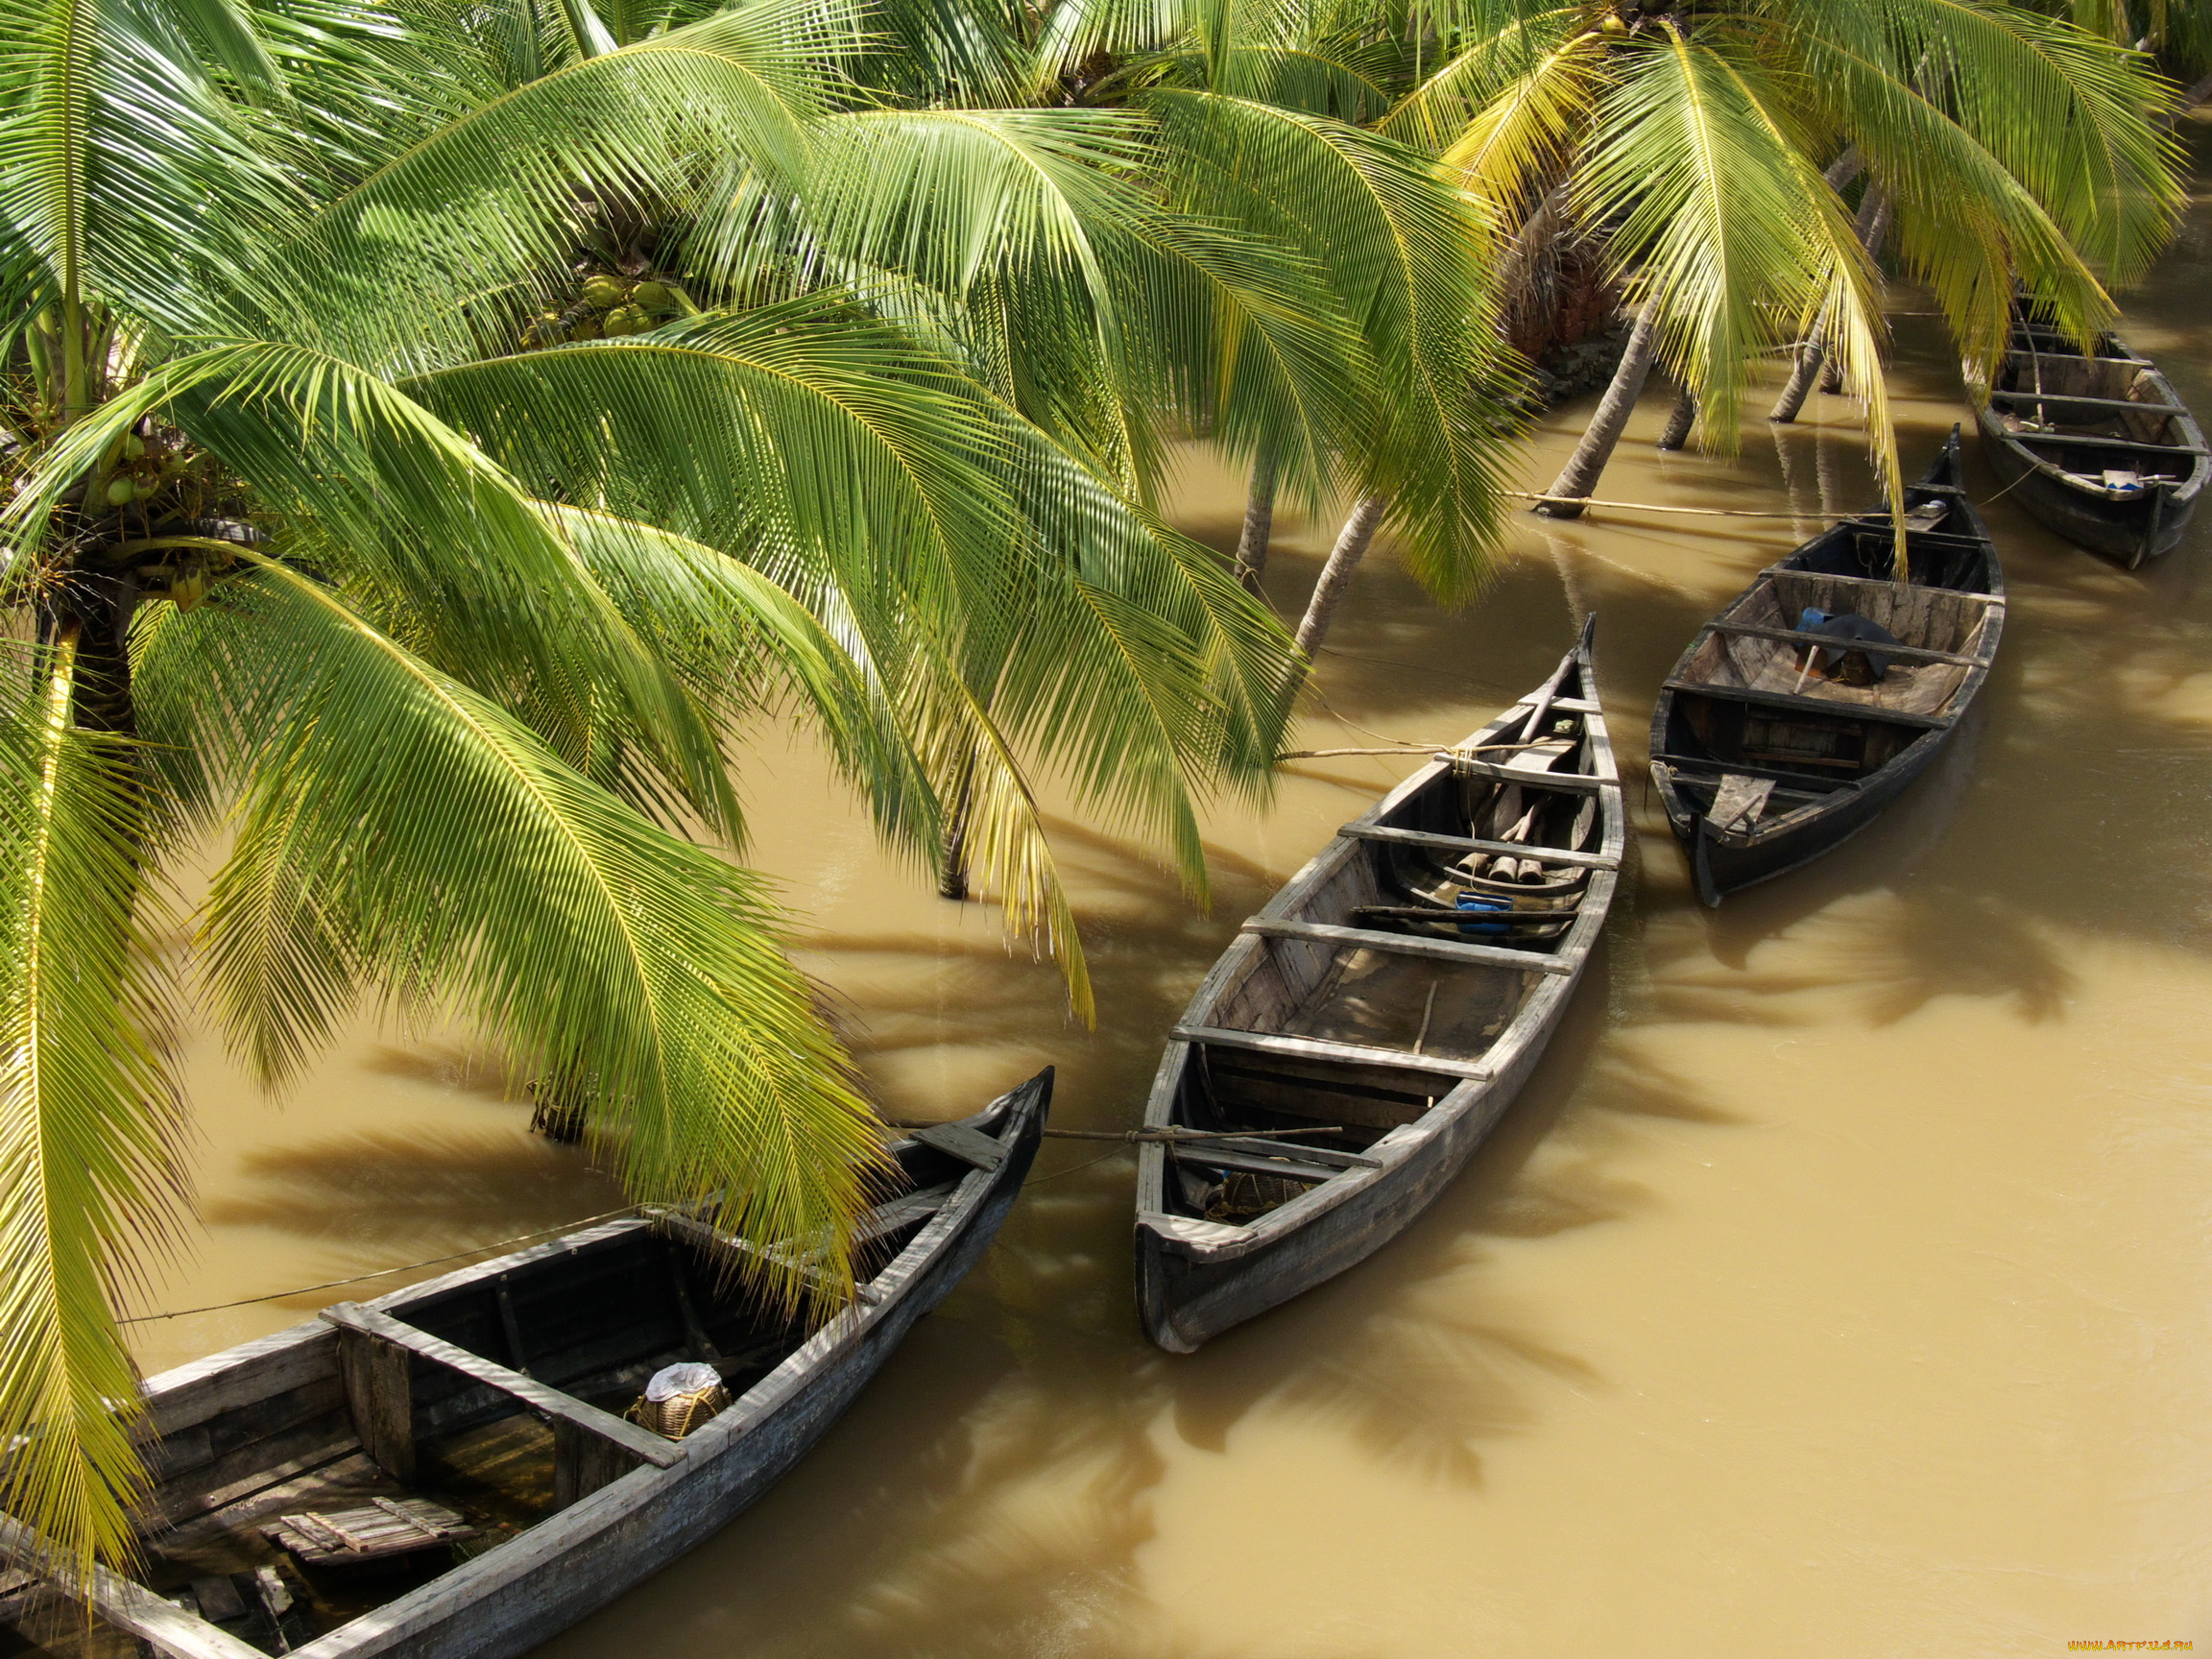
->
1649 429 2004 907
1975 312 2205 565
0 1073 1050 1659
1134 621 1622 1353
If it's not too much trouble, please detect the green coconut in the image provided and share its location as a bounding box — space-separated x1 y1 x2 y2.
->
633 280 675 313
569 315 603 342
121 433 147 459
603 304 651 337
106 476 138 507
1599 12 1627 33
582 274 628 309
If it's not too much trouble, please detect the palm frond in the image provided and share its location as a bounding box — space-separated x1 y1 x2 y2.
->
166 560 888 1298
0 633 184 1574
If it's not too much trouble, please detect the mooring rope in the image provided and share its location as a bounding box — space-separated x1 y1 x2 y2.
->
117 1206 646 1324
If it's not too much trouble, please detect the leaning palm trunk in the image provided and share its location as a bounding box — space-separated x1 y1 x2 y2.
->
1772 182 1892 421
1657 388 1696 451
1234 452 1280 593
938 756 975 901
1289 492 1388 671
1535 299 1665 517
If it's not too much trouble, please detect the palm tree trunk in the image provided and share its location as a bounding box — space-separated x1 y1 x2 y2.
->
1535 300 1664 517
1234 451 1280 593
1292 492 1387 663
1775 184 1893 418
1818 188 1892 395
1771 153 1874 424
1657 388 1696 451
938 756 975 901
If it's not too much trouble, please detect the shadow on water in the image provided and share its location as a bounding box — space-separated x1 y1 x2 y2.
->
202 1130 617 1257
536 938 1723 1659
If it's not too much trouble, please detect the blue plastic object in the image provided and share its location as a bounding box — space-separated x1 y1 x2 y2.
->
1455 893 1512 936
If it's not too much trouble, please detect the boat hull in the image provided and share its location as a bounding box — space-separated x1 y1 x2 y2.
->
14 1075 1050 1659
1977 407 2197 566
1135 624 1621 1351
1136 966 1586 1352
1651 430 2003 907
355 1083 1046 1659
1679 728 1949 905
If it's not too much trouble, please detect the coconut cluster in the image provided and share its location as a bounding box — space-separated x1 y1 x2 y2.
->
521 272 685 349
102 429 197 510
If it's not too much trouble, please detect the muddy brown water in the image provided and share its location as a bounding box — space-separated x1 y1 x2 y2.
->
125 153 2212 1655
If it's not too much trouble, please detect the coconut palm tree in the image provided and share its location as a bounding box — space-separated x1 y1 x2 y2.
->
844 0 1521 668
1392 1 2182 520
0 0 1327 1570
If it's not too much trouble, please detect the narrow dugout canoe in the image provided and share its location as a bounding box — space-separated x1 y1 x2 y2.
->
1134 620 1622 1352
1649 429 2004 907
0 1073 1050 1659
1975 313 2205 565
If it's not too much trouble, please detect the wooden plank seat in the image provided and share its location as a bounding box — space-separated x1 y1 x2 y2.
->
909 1120 1006 1170
1661 679 1952 729
1989 389 2189 417
1166 1146 1347 1186
854 1181 959 1247
1342 823 1618 870
1240 917 1577 974
2007 429 2206 457
1344 911 1575 937
647 1210 885 1308
1170 1135 1382 1170
1650 756 1853 800
1698 620 1988 666
261 1498 476 1570
1171 1022 1495 1080
320 1301 684 1514
1432 757 1614 791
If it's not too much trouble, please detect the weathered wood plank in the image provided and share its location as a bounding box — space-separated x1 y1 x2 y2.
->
334 1325 415 1486
1168 1146 1343 1186
1172 1023 1494 1079
0 1513 268 1659
1699 619 1987 666
648 1211 884 1307
2008 429 2205 457
1241 918 1575 974
1339 824 1620 870
1189 1135 1382 1169
1512 695 1599 713
553 1418 645 1510
1988 389 2187 417
909 1120 1005 1170
1661 678 1952 729
1431 757 1613 792
320 1303 684 1470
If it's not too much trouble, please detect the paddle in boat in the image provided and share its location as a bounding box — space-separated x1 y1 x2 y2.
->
1133 620 1623 1352
0 1073 1050 1659
1975 308 2205 566
1649 427 2004 907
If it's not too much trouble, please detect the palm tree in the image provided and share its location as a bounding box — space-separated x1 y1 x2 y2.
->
0 0 1313 1569
1401 1 2183 522
869 0 1523 665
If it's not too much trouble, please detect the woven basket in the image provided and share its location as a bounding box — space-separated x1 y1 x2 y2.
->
626 1382 730 1441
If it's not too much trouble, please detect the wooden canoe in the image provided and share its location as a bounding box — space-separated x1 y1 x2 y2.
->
0 1073 1049 1659
1974 313 2205 566
1134 619 1623 1353
1649 428 2004 907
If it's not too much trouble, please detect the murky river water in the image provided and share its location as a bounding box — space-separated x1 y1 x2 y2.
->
123 134 2212 1656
